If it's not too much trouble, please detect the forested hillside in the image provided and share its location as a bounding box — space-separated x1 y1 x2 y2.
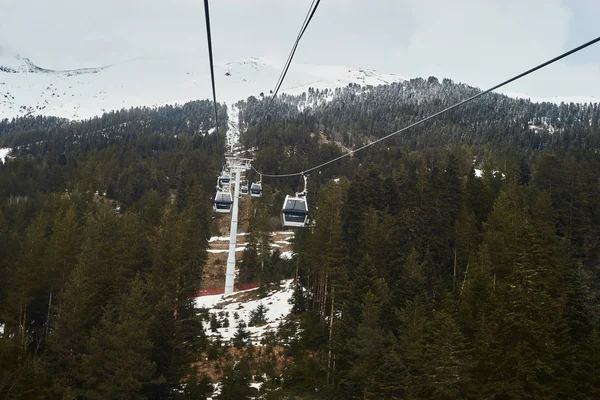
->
0 102 225 398
1 77 600 398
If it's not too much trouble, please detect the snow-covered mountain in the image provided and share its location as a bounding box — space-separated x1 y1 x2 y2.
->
0 54 405 121
2 54 597 123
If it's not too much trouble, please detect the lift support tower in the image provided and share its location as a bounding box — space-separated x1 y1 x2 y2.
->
224 157 252 295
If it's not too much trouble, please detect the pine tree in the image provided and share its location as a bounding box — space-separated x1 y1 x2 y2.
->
343 279 396 398
145 207 206 398
422 309 473 399
239 230 260 284
233 322 251 348
78 277 159 399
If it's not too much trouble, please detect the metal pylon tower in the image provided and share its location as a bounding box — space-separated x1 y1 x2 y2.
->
224 157 252 295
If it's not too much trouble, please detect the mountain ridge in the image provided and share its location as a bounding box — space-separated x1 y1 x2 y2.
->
0 54 405 121
0 54 597 123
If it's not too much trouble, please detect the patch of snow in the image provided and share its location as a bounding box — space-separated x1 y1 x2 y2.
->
208 233 248 243
196 279 295 345
473 168 505 178
207 247 246 254
280 251 295 260
0 148 10 164
207 383 222 400
209 236 230 243
504 91 598 105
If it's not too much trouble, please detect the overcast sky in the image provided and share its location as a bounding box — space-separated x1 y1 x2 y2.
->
1 0 599 99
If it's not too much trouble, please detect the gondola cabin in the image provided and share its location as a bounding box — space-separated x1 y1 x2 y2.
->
213 191 233 213
281 195 309 228
219 174 230 186
241 185 249 195
250 182 262 197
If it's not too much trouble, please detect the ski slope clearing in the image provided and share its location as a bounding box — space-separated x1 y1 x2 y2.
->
196 279 295 345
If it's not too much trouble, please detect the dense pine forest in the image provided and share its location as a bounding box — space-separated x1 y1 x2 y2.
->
1 78 600 398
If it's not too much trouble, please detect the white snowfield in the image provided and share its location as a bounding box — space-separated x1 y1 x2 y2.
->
196 279 295 345
503 91 598 105
0 148 10 164
2 54 597 123
0 55 405 121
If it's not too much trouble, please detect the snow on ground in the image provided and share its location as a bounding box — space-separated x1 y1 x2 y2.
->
0 55 405 120
196 279 295 345
504 91 598 105
0 323 4 336
208 383 222 400
0 148 10 164
207 381 262 400
207 247 246 254
2 54 597 122
208 233 247 243
474 168 505 178
280 251 294 260
274 231 295 236
226 104 241 150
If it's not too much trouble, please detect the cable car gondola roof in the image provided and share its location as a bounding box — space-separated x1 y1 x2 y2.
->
282 197 307 213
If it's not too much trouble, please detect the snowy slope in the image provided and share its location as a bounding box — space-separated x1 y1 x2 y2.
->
196 279 295 345
503 91 598 105
3 53 595 125
0 55 405 121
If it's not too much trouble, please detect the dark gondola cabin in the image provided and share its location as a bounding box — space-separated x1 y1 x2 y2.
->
213 191 233 213
241 185 249 195
250 182 262 197
219 173 230 186
281 195 309 228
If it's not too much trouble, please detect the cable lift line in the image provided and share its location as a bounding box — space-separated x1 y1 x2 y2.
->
266 0 321 110
203 0 220 152
253 35 600 179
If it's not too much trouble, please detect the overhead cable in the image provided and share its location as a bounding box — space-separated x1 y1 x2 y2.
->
203 0 220 151
269 0 321 104
254 35 600 178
